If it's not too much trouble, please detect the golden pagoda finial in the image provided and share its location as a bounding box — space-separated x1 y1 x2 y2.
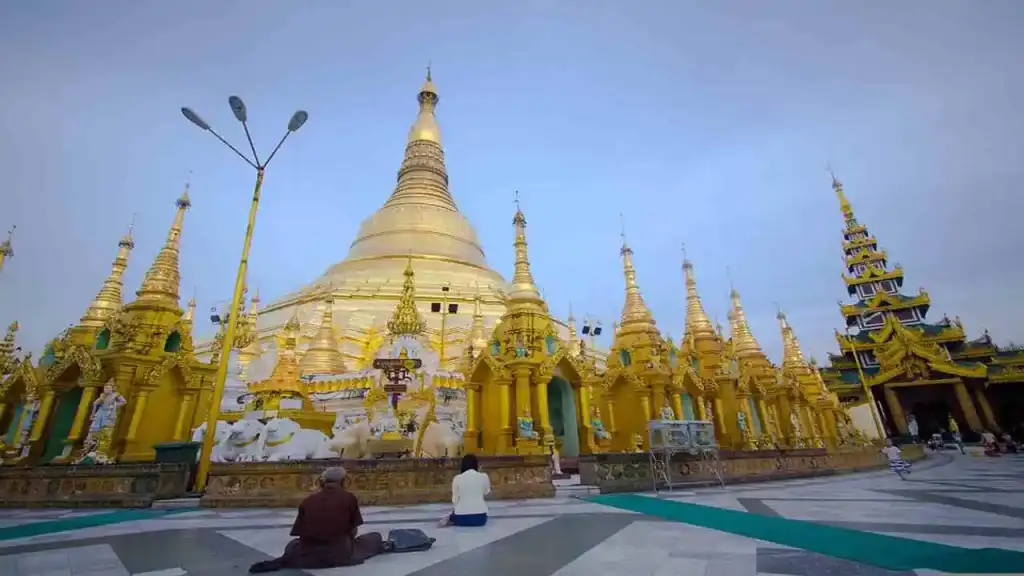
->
0 321 19 362
776 305 809 369
617 215 656 330
79 220 137 328
567 303 581 357
410 66 440 144
681 248 716 340
0 225 15 275
133 182 191 310
183 295 197 323
300 286 348 376
728 286 764 359
828 165 855 222
469 283 487 356
387 256 426 336
508 192 544 305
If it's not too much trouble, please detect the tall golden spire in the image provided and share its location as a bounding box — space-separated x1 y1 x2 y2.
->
617 221 656 331
133 184 190 310
300 289 348 376
469 284 487 355
79 222 135 328
728 287 764 358
681 247 715 340
381 67 456 211
387 256 426 336
508 193 544 306
0 321 18 363
0 226 14 275
776 307 809 369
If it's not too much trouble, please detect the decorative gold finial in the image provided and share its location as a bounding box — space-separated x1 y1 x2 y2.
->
508 193 543 305
827 165 854 221
681 255 715 340
386 256 426 336
426 61 432 82
777 305 808 369
617 215 656 331
132 184 191 310
0 225 15 274
729 286 765 358
300 285 347 376
79 222 138 328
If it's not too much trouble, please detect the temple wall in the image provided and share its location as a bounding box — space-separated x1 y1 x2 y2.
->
200 455 554 508
848 402 882 439
0 463 191 508
579 445 925 493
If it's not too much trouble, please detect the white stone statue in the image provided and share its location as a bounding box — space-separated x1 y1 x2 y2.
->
262 418 336 461
737 410 748 432
551 445 563 475
89 383 126 434
329 418 372 458
16 396 40 453
191 421 232 462
220 419 266 462
419 420 462 457
660 401 675 421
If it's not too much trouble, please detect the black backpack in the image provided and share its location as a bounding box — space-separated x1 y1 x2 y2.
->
387 528 436 553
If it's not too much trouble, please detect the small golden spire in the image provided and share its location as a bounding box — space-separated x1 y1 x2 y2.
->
386 256 426 336
409 65 441 144
0 225 15 275
567 303 581 357
829 168 855 223
0 321 19 361
617 216 656 331
777 306 809 369
728 287 765 359
469 283 487 355
79 221 137 328
300 288 348 376
133 183 191 310
183 296 197 323
681 247 716 340
508 192 544 305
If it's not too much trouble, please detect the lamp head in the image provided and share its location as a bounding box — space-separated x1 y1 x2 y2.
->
228 96 247 122
288 110 309 132
181 107 211 131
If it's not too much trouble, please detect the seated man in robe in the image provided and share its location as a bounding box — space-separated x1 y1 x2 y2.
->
249 466 385 573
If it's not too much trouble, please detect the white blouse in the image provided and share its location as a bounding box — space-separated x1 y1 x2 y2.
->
452 469 491 515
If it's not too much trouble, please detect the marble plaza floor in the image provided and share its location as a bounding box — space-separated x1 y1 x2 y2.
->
1 453 1023 575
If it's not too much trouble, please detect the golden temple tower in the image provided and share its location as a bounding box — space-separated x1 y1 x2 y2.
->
18 186 217 463
725 289 777 446
248 71 509 365
601 231 678 451
776 309 827 447
0 226 13 276
466 201 596 456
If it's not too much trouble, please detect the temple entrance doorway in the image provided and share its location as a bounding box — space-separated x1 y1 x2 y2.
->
546 376 579 457
986 384 1024 439
42 387 83 462
902 384 962 439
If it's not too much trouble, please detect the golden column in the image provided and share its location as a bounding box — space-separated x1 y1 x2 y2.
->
882 385 908 435
974 387 999 432
533 373 553 444
173 392 198 441
497 379 513 453
29 390 56 442
952 381 983 431
670 391 684 421
463 382 480 450
182 100 308 492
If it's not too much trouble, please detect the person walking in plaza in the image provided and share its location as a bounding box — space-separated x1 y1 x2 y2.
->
439 453 491 527
881 439 912 480
249 467 385 572
907 415 920 444
948 415 966 454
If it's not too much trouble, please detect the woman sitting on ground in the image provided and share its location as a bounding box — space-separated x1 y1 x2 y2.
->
250 466 385 573
439 454 491 527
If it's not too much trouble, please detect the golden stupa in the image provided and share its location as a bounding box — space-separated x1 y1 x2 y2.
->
215 71 512 372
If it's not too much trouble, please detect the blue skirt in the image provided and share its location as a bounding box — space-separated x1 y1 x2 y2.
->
448 513 488 527
889 459 911 472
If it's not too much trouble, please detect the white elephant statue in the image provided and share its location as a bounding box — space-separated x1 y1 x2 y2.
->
329 419 373 459
220 419 266 462
419 421 462 458
190 420 232 462
262 418 335 461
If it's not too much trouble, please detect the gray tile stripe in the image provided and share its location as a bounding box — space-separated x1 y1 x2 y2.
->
405 513 637 576
883 489 1024 520
737 498 782 517
821 521 1024 538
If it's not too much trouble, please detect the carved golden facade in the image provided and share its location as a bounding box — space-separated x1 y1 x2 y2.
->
0 187 216 463
821 175 1018 439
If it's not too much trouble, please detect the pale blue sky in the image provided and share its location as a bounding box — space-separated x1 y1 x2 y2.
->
2 1 1022 364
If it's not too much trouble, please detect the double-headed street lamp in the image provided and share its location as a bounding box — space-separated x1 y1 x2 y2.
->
181 97 308 492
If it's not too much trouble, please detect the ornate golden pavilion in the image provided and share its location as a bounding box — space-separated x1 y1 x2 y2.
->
820 176 1023 439
0 72 890 464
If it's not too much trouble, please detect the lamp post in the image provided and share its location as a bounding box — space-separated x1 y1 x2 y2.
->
844 327 886 440
182 97 308 492
430 285 459 369
581 317 603 350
